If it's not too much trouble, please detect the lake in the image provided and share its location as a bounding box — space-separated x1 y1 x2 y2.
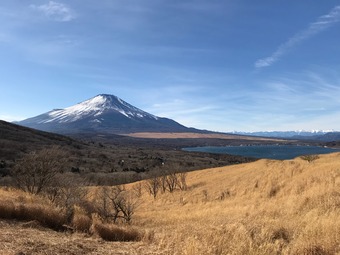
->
183 145 340 160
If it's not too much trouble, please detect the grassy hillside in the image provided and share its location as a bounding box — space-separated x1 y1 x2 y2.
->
131 152 339 254
0 152 339 254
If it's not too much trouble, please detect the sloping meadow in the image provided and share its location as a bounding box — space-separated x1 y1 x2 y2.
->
131 152 340 254
0 152 339 254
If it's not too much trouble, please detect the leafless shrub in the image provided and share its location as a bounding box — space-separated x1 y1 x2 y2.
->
60 186 89 223
268 185 280 198
160 174 167 193
177 172 188 191
144 171 188 198
96 186 139 223
165 172 178 193
270 227 290 243
96 186 113 222
144 176 161 199
11 147 66 195
43 176 90 223
219 190 230 200
117 191 139 223
44 185 61 203
300 154 319 163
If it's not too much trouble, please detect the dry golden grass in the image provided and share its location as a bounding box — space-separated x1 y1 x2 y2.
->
1 152 339 254
0 189 68 231
93 223 142 242
0 220 159 255
125 132 284 141
129 152 340 254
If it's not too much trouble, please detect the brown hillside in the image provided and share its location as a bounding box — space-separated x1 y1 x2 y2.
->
130 152 340 254
0 152 339 254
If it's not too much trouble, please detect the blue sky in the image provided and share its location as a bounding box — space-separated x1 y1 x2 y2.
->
1 1 340 132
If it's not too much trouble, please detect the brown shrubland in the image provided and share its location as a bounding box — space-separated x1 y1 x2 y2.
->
0 152 339 254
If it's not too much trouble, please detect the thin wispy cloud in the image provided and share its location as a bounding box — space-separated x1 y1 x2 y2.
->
255 5 340 69
30 1 76 22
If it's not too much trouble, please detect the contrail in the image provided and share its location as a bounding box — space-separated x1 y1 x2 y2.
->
255 5 340 69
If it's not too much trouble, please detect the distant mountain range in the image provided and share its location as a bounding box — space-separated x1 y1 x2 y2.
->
232 130 333 138
17 94 199 135
232 130 340 142
14 94 340 142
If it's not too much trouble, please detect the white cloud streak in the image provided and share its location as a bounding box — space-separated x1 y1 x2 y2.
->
30 1 76 22
255 5 340 69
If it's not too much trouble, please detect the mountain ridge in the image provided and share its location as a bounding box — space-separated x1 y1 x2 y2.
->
231 130 340 140
17 94 195 135
231 130 335 137
14 94 340 141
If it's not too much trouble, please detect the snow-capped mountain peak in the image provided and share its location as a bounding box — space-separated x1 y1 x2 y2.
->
17 94 188 134
41 94 158 124
230 130 335 138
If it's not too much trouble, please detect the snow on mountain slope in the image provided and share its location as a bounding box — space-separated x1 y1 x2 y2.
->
17 94 189 134
40 94 158 124
231 130 335 138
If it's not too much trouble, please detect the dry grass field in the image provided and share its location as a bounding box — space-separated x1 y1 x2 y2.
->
0 152 339 254
125 132 284 141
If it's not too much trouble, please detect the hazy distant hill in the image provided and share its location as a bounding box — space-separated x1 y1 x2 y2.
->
305 132 340 142
232 130 340 141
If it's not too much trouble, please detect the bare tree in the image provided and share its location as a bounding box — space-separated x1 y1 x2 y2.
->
11 147 66 195
177 172 188 191
96 185 139 223
114 191 139 223
41 175 90 223
165 172 178 193
300 155 319 163
144 176 160 199
132 183 143 198
96 186 112 222
160 174 167 193
59 181 89 223
106 185 125 223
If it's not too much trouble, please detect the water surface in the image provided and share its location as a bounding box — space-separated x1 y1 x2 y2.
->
183 145 340 160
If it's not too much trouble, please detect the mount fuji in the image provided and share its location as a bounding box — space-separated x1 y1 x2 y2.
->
17 94 193 135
